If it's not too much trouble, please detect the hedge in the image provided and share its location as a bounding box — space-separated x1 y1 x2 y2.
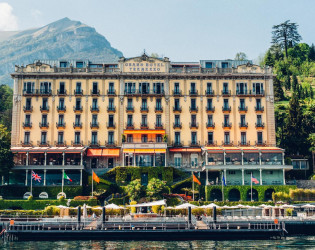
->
0 186 84 199
205 185 296 202
105 167 174 185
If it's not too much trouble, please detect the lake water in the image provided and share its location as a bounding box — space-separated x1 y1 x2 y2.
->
1 237 315 249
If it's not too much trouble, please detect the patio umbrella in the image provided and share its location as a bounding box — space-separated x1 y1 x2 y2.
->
281 204 295 209
175 203 198 209
105 203 122 209
56 205 68 209
82 203 88 218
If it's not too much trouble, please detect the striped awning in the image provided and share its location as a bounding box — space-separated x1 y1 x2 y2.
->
123 148 166 154
123 130 165 135
87 148 120 157
169 148 201 153
11 147 85 153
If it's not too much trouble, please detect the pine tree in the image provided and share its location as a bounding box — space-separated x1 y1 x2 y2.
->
273 77 285 101
284 75 291 90
309 43 315 61
264 50 274 67
283 92 305 155
310 86 314 99
291 75 298 92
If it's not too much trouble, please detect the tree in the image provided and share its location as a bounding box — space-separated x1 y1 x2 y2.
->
146 178 166 200
125 179 144 201
309 43 315 61
264 50 274 67
234 52 247 61
0 124 14 178
272 20 302 58
291 74 298 92
284 75 291 90
273 77 285 101
0 84 13 130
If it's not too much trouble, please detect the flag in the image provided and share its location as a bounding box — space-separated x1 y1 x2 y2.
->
31 171 41 182
63 172 72 182
93 171 100 183
222 174 226 186
193 174 201 185
251 175 259 184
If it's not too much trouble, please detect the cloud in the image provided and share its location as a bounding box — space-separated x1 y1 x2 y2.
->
0 3 18 31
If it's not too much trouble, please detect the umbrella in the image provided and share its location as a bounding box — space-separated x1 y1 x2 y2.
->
105 203 122 209
175 203 197 209
93 206 103 210
301 204 315 208
82 203 88 218
281 204 295 208
56 205 68 209
202 203 220 209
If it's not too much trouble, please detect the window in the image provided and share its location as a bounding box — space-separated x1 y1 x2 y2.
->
41 132 47 144
127 134 133 142
60 62 67 68
142 98 147 109
240 115 246 125
156 134 162 142
268 171 273 174
223 82 229 92
175 115 180 125
40 82 51 93
76 98 81 109
228 171 236 175
207 98 213 109
207 115 213 125
58 114 64 125
59 98 65 109
92 114 98 124
92 98 98 108
240 99 245 109
140 82 149 94
26 98 31 109
253 83 264 94
92 82 98 94
24 132 30 144
154 82 164 94
25 114 31 124
222 62 228 68
257 115 262 124
109 98 114 109
207 82 212 93
91 132 98 144
59 82 65 93
75 115 81 125
246 171 252 175
191 114 197 125
127 98 133 108
191 132 197 144
256 99 261 109
108 131 114 144
205 62 213 68
190 82 196 93
236 82 247 94
24 82 34 94
174 82 180 93
141 115 147 126
125 82 135 94
42 98 48 110
156 115 162 126
175 132 181 144
141 134 148 143
191 99 196 109
174 154 182 167
42 114 47 125
58 132 64 144
241 132 246 145
75 132 81 144
223 99 229 109
109 82 115 93
224 115 229 125
156 98 162 110
108 115 114 126
191 154 198 167
76 82 81 93
76 61 83 68
174 99 180 109
224 132 230 144
127 114 133 125
257 132 263 144
208 132 213 144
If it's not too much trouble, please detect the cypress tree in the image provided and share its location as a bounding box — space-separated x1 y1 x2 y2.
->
291 74 298 92
273 77 285 101
284 75 291 90
309 43 315 61
264 50 274 67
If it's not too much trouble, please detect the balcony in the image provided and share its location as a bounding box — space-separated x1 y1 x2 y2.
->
173 106 182 113
238 141 250 146
71 140 83 146
57 89 67 96
74 89 83 96
255 140 267 146
89 140 100 147
173 122 182 129
222 106 231 112
39 122 49 129
107 106 116 113
73 106 83 113
205 140 217 146
222 90 231 96
105 140 117 147
91 90 100 96
21 140 33 147
37 140 50 147
255 122 265 128
90 122 99 129
107 90 116 96
153 90 165 96
140 106 149 113
39 89 52 96
239 122 248 128
238 106 248 112
189 140 200 147
189 122 199 129
40 106 50 113
107 122 116 129
22 122 32 129
205 90 215 96
189 106 198 113
55 141 67 147
206 122 215 129
57 106 66 113
126 106 134 113
222 122 232 128
222 141 234 146
73 122 82 129
90 106 100 113
172 90 182 96
23 89 35 96
126 123 134 129
56 122 66 129
255 106 264 112
124 90 137 95
172 141 183 147
189 90 198 96
140 123 149 129
155 106 163 113
206 106 215 113
23 106 33 112
155 123 163 129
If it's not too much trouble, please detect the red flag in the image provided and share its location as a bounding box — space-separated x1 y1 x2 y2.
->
193 174 201 185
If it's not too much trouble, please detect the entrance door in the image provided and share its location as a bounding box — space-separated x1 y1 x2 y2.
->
108 158 114 168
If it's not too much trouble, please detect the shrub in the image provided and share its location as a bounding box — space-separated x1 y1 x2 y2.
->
286 208 293 216
272 192 290 202
152 205 164 214
130 201 137 213
125 179 143 201
44 206 60 216
146 178 167 200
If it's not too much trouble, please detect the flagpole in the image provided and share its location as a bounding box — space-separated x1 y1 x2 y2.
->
192 171 194 201
251 172 253 202
221 171 224 202
62 172 64 194
30 170 33 196
92 170 94 197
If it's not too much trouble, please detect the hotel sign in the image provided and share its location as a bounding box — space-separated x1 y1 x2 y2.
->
122 55 167 73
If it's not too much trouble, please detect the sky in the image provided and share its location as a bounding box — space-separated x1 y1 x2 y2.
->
0 0 314 62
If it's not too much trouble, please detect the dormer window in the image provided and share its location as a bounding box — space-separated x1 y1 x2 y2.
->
60 62 67 68
205 62 213 68
76 61 83 68
222 62 228 68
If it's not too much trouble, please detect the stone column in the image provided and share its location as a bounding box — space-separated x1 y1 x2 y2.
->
241 150 244 165
44 170 47 186
206 169 209 185
80 169 83 186
80 152 83 166
259 151 262 165
26 152 29 166
282 152 285 165
133 153 136 167
44 152 47 166
242 169 244 185
62 152 65 166
224 169 227 184
62 169 65 187
223 150 226 165
283 169 286 185
260 169 262 185
25 170 28 186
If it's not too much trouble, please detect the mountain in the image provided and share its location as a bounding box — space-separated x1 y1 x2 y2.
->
0 17 123 87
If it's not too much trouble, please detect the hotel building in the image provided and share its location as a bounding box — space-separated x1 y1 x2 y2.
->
10 53 292 186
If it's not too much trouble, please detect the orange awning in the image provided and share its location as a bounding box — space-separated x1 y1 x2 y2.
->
169 148 201 153
257 147 284 153
239 147 259 153
102 149 120 157
124 130 165 135
87 149 103 157
205 147 224 153
123 148 166 154
224 147 241 153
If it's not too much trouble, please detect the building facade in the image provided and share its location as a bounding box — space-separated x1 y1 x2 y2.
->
10 53 292 186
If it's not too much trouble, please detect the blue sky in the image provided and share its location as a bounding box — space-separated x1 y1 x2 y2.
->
0 0 314 61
